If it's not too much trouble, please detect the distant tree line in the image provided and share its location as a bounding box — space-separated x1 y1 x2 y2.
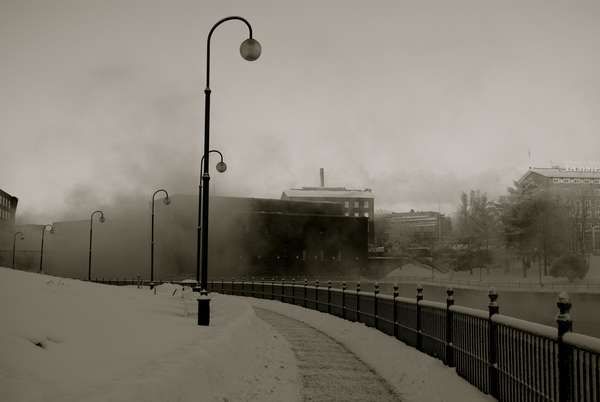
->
448 181 589 282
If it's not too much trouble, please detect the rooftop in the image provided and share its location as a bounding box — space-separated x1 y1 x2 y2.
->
523 167 600 180
282 187 375 199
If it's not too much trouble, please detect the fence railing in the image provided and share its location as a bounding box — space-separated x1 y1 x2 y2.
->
200 278 600 402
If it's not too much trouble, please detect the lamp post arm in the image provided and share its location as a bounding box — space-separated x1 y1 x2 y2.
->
206 16 253 88
152 189 169 201
200 149 225 178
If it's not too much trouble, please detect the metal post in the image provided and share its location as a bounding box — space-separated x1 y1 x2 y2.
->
356 282 361 322
151 199 155 284
39 227 46 273
416 284 424 351
393 284 399 338
327 280 332 314
281 278 285 302
446 287 455 367
374 282 379 329
303 278 308 307
271 277 275 300
488 288 499 398
88 210 104 282
557 292 573 402
251 277 255 297
291 278 295 304
315 280 319 310
12 232 23 269
342 281 346 319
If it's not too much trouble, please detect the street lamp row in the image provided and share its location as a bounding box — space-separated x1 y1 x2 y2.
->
9 16 260 329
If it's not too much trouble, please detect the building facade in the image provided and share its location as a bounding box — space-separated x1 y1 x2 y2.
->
519 166 600 254
0 189 17 228
0 189 18 267
281 168 375 242
378 210 452 248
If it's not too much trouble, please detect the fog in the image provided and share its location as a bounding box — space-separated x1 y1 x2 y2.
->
1 0 600 225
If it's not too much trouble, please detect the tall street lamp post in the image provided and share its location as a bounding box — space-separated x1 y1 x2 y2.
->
197 16 261 325
39 224 55 273
88 210 105 281
151 189 171 288
195 149 226 291
12 231 24 269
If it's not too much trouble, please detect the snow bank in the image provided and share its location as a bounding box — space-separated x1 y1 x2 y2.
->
245 297 494 402
0 268 299 402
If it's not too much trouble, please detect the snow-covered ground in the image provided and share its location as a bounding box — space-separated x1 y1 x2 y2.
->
0 267 298 402
247 297 493 402
384 256 600 293
1 267 491 401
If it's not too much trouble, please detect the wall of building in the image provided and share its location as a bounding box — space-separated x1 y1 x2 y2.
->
20 196 367 280
522 171 600 254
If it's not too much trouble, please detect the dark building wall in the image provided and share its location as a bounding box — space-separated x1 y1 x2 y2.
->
37 196 368 280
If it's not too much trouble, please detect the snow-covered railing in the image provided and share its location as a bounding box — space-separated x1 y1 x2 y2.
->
203 279 598 402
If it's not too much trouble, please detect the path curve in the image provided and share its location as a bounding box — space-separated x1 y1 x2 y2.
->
253 307 402 402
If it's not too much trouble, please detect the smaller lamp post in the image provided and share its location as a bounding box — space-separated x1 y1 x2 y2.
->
194 149 226 292
88 210 105 281
12 231 24 269
150 189 171 288
39 224 55 273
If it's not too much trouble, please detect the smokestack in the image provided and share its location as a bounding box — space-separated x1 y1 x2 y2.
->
320 168 324 187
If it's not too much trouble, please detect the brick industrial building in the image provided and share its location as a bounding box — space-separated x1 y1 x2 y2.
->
281 168 375 242
0 189 17 228
0 189 18 267
519 165 600 254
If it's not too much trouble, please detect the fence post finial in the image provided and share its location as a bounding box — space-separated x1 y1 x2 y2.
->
488 287 499 316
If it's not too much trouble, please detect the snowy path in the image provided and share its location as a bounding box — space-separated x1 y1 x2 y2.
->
254 307 401 402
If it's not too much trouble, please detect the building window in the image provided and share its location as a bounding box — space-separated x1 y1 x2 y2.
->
354 201 359 208
354 212 359 217
363 200 369 208
344 201 349 208
344 212 349 216
364 212 369 218
553 178 559 183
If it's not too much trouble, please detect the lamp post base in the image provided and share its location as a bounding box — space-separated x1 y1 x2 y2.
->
197 293 211 326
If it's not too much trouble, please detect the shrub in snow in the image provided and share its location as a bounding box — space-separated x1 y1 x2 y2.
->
550 253 589 282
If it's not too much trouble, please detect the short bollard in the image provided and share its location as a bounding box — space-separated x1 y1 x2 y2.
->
197 293 211 326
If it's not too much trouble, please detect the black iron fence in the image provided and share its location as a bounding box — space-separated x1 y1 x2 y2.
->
203 278 599 402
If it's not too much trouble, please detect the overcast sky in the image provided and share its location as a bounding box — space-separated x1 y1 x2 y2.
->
2 0 600 223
